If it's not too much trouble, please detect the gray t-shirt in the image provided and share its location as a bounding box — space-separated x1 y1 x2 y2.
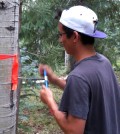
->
59 53 120 134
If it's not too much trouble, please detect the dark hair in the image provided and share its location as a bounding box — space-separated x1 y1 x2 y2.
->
54 9 62 19
63 25 95 45
79 32 95 45
55 9 95 45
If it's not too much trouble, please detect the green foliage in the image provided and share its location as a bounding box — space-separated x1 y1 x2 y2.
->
20 0 63 70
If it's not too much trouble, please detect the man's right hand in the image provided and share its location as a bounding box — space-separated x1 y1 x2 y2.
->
39 64 66 89
39 64 57 84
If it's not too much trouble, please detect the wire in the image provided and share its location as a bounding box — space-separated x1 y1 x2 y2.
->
18 77 44 80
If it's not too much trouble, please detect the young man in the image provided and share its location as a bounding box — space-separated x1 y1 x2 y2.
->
39 6 120 134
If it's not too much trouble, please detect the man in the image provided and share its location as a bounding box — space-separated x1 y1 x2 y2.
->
39 5 120 134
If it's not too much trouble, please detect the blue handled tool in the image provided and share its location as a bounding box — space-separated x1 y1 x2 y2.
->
44 69 48 88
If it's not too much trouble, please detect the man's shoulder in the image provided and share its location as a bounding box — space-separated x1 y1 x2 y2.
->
69 53 111 79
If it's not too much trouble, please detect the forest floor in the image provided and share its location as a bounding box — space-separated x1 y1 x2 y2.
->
18 84 64 134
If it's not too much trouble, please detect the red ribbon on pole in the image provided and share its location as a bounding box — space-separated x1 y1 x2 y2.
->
0 54 18 90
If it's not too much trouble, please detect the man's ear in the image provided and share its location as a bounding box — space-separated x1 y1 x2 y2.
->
73 31 80 43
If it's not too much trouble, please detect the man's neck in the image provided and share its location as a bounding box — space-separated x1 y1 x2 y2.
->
74 45 96 62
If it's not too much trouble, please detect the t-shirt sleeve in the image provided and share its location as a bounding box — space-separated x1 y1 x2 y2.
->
59 75 90 120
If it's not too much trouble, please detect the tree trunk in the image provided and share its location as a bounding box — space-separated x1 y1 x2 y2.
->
0 0 20 134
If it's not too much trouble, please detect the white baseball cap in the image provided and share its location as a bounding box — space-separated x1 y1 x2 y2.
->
59 6 107 38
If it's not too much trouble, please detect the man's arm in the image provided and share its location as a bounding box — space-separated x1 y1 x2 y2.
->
40 86 86 134
50 102 86 134
51 76 66 89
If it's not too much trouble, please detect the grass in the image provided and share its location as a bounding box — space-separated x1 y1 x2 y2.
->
18 84 64 134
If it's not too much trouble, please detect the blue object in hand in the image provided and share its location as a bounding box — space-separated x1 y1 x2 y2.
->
44 69 48 88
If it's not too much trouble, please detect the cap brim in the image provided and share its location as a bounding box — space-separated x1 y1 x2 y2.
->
86 30 107 39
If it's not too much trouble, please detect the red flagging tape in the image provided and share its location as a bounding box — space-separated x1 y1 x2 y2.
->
0 54 18 90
